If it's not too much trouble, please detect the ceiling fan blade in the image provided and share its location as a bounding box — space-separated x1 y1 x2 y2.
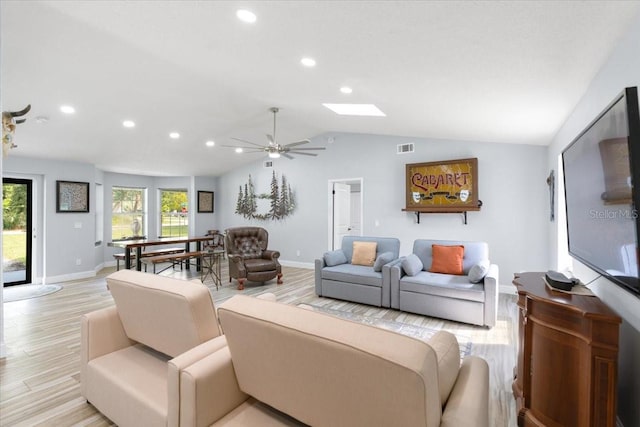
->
221 145 263 150
284 139 310 148
230 137 266 148
286 147 326 151
282 153 294 159
267 134 274 144
288 151 318 156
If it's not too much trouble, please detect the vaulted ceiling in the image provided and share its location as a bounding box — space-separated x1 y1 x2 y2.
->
2 1 639 176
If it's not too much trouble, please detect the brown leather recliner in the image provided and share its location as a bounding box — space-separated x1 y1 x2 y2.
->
225 226 283 290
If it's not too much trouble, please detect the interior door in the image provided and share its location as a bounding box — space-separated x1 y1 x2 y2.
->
3 178 33 286
332 183 351 250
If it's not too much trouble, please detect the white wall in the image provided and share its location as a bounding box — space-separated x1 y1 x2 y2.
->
217 132 549 283
547 11 640 426
4 156 98 282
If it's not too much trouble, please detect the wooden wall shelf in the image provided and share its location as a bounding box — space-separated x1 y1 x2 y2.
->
402 206 481 224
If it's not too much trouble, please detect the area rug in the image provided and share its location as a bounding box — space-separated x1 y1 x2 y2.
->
298 303 472 358
3 284 63 302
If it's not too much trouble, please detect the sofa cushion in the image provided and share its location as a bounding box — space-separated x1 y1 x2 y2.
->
468 260 490 283
106 270 220 358
218 295 442 427
430 245 464 275
245 258 278 272
323 249 347 267
321 263 383 287
402 254 423 276
400 271 485 302
373 251 395 272
352 241 377 266
85 344 170 427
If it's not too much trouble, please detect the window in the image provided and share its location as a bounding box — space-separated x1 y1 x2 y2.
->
112 186 146 240
159 189 188 238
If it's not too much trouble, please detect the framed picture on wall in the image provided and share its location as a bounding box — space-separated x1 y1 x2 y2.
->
56 180 90 213
405 157 479 210
198 191 214 213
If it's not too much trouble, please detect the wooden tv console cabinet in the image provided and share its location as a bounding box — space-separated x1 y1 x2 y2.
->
512 272 621 427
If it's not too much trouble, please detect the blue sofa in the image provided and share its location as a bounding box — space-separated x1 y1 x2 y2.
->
315 236 401 307
391 239 499 327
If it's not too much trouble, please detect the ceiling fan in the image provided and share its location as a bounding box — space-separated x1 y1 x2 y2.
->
223 107 325 159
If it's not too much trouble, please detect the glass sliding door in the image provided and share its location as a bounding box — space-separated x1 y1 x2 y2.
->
3 178 32 286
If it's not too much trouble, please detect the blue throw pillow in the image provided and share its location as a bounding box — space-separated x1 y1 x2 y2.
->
373 251 394 272
402 254 423 276
468 260 490 283
323 250 348 267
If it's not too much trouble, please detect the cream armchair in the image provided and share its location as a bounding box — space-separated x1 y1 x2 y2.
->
80 270 245 427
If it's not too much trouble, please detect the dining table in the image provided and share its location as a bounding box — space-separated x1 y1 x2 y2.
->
109 236 215 271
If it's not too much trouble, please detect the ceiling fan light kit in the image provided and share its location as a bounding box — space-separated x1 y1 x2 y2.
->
224 107 325 160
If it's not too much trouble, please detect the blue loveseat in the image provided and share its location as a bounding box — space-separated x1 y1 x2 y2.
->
315 236 401 307
390 239 499 327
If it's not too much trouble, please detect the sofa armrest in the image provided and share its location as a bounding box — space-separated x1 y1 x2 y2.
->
178 345 249 427
80 306 134 397
389 257 405 309
168 335 230 427
440 356 489 427
314 258 326 296
228 254 246 278
262 250 280 260
382 258 403 308
483 264 499 328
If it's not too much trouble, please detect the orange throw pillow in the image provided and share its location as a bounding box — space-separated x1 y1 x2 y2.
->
429 245 464 275
352 241 377 266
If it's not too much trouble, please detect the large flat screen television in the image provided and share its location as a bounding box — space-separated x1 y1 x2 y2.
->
562 86 640 297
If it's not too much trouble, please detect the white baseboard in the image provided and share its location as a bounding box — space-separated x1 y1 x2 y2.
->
44 270 96 284
499 283 517 295
280 260 314 269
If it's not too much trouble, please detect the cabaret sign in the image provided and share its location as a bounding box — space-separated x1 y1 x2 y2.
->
405 158 479 209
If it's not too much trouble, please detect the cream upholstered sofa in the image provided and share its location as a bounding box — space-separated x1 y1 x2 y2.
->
391 239 499 327
216 295 489 426
82 270 489 426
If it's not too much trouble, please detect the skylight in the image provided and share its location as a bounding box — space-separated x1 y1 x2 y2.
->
236 9 256 23
322 104 386 117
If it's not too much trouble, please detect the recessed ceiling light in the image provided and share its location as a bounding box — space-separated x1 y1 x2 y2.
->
340 87 353 94
123 120 135 128
236 9 256 23
235 147 243 153
300 57 316 67
169 132 180 139
322 103 386 117
60 105 75 114
205 140 215 147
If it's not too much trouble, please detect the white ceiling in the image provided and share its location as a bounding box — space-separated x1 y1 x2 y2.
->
2 1 639 176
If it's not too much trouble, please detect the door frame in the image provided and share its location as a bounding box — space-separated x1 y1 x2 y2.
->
3 177 33 285
327 177 364 250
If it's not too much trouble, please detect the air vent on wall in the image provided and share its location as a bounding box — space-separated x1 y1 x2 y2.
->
263 160 273 168
397 143 414 154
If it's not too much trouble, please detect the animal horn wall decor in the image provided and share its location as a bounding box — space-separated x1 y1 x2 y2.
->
2 104 31 156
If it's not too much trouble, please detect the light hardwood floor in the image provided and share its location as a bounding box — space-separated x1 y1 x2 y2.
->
1 264 518 426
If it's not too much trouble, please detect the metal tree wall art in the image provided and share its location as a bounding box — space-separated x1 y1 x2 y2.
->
2 104 31 156
235 172 295 220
